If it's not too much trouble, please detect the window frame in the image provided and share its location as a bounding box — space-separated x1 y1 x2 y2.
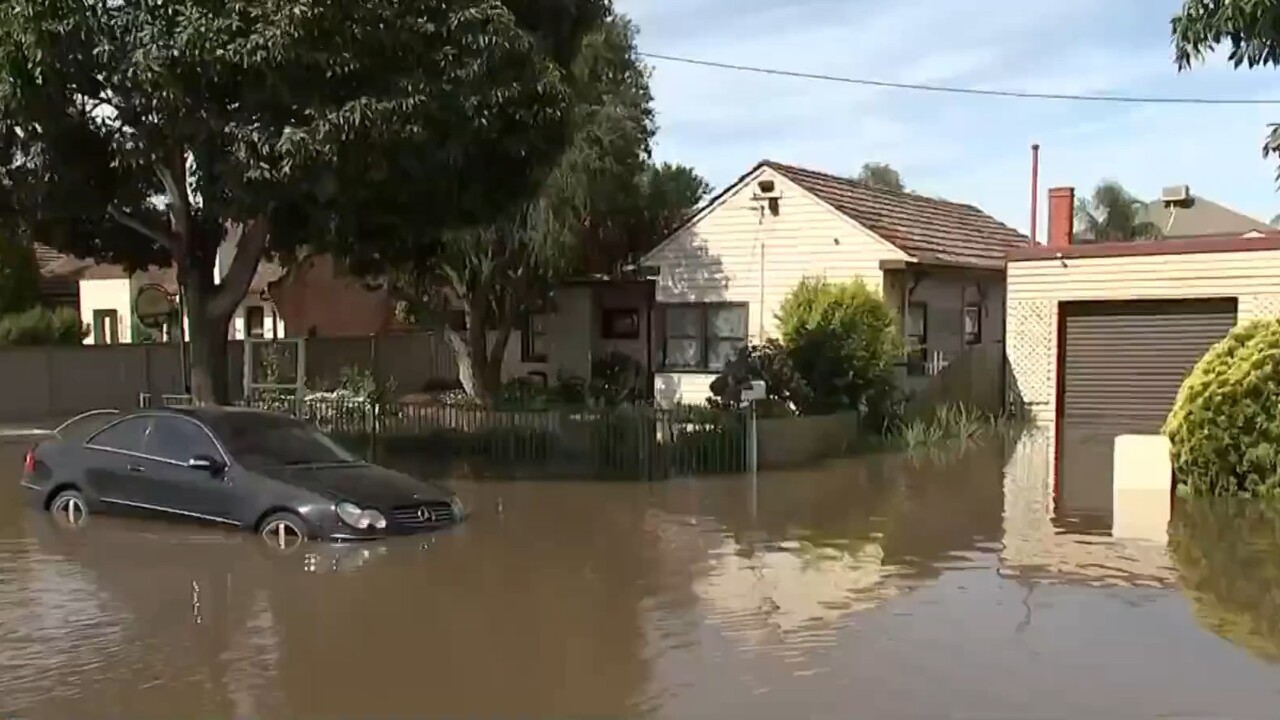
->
905 302 929 375
521 313 549 363
144 415 226 465
92 309 119 344
661 302 749 372
85 413 230 468
963 302 982 346
245 305 266 339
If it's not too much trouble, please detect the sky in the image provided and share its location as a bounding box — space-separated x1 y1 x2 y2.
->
618 0 1280 237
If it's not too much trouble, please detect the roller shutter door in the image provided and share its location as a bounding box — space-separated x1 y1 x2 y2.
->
1060 298 1238 435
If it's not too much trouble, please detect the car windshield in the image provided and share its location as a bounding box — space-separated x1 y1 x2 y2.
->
212 412 361 468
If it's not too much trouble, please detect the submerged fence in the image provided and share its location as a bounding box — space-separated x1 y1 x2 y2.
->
141 393 750 480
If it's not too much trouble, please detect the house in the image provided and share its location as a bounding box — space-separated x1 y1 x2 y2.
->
60 240 408 345
1138 184 1274 237
1005 185 1280 515
637 160 1029 406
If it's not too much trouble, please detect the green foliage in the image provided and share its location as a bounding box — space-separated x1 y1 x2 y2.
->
0 306 86 346
1073 181 1161 243
588 351 644 406
1164 319 1280 497
0 238 41 313
387 14 709 403
0 0 606 402
776 277 903 416
853 162 905 192
1172 1 1280 183
708 339 810 417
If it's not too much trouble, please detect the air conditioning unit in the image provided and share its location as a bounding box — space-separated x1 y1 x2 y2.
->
1160 184 1191 203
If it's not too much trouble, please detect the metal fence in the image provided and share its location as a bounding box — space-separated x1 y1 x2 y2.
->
141 393 749 480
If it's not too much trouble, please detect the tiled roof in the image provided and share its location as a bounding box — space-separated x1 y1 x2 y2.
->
76 261 285 293
33 243 80 302
764 161 1029 269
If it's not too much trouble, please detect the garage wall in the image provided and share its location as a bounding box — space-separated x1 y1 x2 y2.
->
1006 247 1280 429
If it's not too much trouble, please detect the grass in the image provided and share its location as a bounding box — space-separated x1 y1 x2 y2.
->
871 403 1030 464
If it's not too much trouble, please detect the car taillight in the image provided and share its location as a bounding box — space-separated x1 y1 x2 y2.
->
23 446 35 474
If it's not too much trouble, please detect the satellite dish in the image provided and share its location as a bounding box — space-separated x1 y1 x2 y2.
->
134 283 176 329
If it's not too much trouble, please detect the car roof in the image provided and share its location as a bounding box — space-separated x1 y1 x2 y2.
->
126 405 283 424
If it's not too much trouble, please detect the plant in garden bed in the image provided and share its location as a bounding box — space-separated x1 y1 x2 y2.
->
1164 319 1280 498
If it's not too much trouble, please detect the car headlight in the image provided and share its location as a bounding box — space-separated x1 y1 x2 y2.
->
449 495 465 520
336 502 386 530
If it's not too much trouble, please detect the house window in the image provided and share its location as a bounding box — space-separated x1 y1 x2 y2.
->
963 303 982 346
522 313 548 363
906 302 927 375
92 309 119 345
245 306 266 339
663 303 748 371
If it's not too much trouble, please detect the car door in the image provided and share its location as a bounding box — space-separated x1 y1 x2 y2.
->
139 415 239 526
81 416 157 513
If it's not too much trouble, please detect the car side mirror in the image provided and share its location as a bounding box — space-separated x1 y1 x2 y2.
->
187 454 225 475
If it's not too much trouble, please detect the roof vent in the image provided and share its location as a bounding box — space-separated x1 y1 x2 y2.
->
1160 184 1191 204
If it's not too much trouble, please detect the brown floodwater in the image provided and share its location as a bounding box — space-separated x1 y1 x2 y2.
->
3 435 1280 719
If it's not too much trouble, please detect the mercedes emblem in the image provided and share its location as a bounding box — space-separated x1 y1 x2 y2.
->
416 506 430 522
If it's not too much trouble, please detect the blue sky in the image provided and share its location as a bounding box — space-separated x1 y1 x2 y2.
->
619 0 1280 236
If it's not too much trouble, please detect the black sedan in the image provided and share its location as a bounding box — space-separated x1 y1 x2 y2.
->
19 405 464 546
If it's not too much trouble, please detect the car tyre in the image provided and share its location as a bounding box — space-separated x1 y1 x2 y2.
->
49 489 89 528
258 511 308 553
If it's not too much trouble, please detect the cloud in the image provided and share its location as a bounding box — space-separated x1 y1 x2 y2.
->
621 0 1280 232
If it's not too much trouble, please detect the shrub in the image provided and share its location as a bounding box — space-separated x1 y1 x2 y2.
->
776 277 903 416
707 339 809 416
588 351 643 406
1164 319 1280 497
0 306 87 346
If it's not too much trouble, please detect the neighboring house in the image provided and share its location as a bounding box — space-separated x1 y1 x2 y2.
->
1139 184 1274 238
34 243 81 309
75 260 287 345
64 238 409 345
636 159 1029 406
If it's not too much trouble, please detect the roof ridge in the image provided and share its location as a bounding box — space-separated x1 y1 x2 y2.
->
762 159 981 209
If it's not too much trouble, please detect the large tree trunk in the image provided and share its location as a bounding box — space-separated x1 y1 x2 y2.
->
178 219 269 406
445 297 512 406
181 259 236 405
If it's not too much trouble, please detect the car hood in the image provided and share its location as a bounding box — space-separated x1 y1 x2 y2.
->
259 463 453 508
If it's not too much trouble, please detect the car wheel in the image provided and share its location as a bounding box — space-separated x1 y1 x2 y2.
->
258 511 308 552
49 489 89 528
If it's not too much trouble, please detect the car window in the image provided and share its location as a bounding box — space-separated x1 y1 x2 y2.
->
55 409 122 442
212 413 359 468
87 417 151 454
144 417 222 464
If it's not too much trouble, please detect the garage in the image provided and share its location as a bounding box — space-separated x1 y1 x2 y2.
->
1055 299 1239 513
1059 298 1239 435
1004 186 1280 517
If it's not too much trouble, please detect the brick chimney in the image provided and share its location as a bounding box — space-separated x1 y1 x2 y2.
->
1047 186 1074 247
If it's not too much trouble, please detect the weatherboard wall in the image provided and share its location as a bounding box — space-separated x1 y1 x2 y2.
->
1005 246 1280 431
647 166 908 404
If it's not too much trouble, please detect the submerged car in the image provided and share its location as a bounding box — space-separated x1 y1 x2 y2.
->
19 406 464 546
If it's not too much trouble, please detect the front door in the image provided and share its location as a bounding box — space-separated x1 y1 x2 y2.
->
139 416 239 526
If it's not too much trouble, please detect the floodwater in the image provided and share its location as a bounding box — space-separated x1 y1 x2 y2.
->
3 436 1280 719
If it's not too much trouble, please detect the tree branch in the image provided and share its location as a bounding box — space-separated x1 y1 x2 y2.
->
209 217 269 319
155 146 191 242
108 206 175 251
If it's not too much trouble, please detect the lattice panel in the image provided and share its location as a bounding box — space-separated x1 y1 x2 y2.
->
1005 299 1055 421
1242 293 1280 322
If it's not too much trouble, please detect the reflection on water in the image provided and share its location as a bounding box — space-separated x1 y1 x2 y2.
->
2 436 1280 718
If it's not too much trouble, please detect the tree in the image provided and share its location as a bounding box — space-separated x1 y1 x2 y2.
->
853 162 905 192
0 236 41 314
1073 181 1161 243
1173 1 1280 182
387 14 709 403
0 0 607 404
0 306 85 346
